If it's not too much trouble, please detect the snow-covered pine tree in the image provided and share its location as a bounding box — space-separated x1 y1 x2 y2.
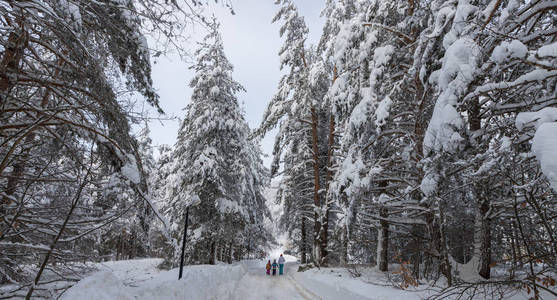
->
323 0 424 272
161 23 269 265
259 0 334 266
148 145 178 262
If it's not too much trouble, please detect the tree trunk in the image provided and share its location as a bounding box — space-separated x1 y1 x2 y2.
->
320 209 329 266
512 221 523 268
377 207 389 271
377 180 389 272
209 240 216 265
301 216 307 264
468 96 491 279
247 237 251 260
439 206 452 286
477 197 491 279
319 116 335 267
220 242 223 262
227 243 231 262
0 20 28 105
310 106 322 266
509 223 517 278
424 208 440 279
340 223 348 266
411 227 421 279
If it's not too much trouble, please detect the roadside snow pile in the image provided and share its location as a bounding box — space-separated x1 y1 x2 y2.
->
61 259 247 300
61 271 133 300
291 266 433 300
135 264 246 299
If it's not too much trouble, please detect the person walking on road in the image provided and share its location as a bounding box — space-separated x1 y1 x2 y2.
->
272 259 278 276
266 260 271 275
278 254 286 275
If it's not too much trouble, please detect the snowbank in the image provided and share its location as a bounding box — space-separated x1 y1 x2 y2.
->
292 266 433 300
61 259 247 300
135 264 246 300
61 271 134 300
57 258 556 299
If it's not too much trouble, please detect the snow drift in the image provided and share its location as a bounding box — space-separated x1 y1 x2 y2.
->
61 261 247 300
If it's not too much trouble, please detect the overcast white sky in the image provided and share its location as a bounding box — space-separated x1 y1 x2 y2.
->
144 0 324 167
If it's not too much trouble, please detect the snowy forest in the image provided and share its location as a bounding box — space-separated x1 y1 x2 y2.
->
1 0 557 299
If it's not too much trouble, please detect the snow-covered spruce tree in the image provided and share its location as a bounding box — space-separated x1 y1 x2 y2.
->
274 121 315 264
135 124 157 254
323 0 430 275
258 0 334 266
317 0 362 267
161 24 269 265
148 145 178 263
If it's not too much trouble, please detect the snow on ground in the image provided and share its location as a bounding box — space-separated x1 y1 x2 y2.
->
60 258 310 300
232 260 310 300
58 258 556 299
293 265 434 300
61 258 246 300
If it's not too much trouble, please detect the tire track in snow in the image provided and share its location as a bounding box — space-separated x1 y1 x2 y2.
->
286 273 322 300
231 261 314 300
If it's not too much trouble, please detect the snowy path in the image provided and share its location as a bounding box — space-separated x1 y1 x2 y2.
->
233 260 318 300
55 258 556 300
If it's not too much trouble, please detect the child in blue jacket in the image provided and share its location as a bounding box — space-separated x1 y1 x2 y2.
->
272 259 278 276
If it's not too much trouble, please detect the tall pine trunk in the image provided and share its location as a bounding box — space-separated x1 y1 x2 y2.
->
310 106 322 265
469 97 491 280
319 68 338 267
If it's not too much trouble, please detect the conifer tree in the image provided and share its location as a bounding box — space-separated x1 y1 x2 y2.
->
161 23 269 264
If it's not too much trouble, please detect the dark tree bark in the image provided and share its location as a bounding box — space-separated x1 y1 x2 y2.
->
378 207 389 272
411 227 422 279
439 207 452 286
478 197 491 279
301 216 307 264
209 240 216 265
0 19 28 105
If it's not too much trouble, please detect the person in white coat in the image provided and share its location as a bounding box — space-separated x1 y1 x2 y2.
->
278 254 286 275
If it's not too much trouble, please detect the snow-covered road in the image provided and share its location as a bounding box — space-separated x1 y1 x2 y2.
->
233 260 317 300
53 258 556 300
59 258 324 300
